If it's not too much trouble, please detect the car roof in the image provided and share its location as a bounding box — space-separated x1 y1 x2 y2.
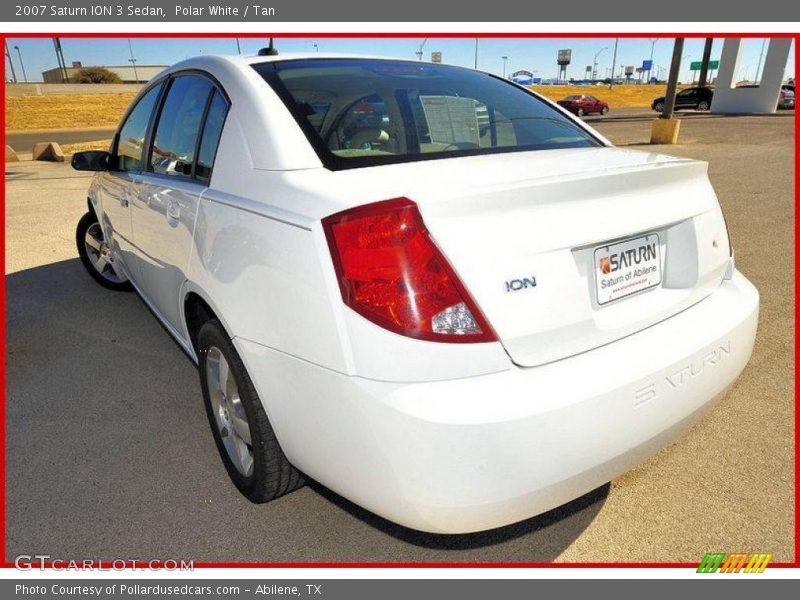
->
166 52 419 73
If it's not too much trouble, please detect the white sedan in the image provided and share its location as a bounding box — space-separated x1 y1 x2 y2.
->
71 52 759 534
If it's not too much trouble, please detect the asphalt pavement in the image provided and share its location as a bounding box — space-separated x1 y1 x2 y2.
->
4 111 794 563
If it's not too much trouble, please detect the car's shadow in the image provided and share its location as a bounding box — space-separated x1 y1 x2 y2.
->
309 480 610 552
6 258 608 561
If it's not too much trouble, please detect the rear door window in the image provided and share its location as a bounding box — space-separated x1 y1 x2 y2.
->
149 74 214 179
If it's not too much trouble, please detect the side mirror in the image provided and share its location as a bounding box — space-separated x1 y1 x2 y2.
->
71 151 110 172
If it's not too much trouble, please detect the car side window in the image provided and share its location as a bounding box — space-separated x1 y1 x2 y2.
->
149 74 213 179
115 83 163 172
195 90 229 184
677 89 695 98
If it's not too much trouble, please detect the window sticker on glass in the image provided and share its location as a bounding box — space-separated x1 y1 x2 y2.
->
419 96 481 147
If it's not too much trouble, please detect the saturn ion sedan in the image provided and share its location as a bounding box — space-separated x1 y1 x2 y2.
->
71 53 759 534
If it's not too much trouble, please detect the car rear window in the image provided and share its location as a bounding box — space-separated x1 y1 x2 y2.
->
253 59 601 170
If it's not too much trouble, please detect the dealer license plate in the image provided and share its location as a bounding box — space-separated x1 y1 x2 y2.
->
594 234 662 305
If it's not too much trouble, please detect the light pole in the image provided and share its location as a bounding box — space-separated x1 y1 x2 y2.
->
592 47 608 81
416 38 428 61
681 53 691 84
313 43 319 53
127 38 139 83
13 45 27 82
501 55 508 78
754 38 767 83
609 37 619 89
474 38 478 69
648 38 659 82
235 38 241 54
4 40 17 83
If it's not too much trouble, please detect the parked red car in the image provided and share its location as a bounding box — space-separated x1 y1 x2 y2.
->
557 94 609 116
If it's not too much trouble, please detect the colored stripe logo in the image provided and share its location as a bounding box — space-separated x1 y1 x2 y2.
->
697 552 772 573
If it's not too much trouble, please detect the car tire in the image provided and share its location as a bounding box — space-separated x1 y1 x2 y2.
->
576 107 585 117
600 106 609 115
75 211 133 291
654 101 665 113
197 319 305 503
697 100 710 111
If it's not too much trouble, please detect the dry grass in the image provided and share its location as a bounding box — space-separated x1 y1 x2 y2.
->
5 85 681 132
6 93 135 131
60 139 113 154
529 84 687 108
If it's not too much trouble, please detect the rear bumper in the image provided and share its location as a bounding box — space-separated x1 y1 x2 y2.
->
236 271 758 533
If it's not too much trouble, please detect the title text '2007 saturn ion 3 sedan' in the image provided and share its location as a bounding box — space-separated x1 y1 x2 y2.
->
71 53 759 534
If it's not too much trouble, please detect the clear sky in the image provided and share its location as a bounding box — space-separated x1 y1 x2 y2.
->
4 36 795 84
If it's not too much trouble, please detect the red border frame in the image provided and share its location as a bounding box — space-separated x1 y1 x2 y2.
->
0 30 797 570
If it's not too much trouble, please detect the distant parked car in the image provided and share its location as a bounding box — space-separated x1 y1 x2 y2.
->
652 87 714 113
557 94 609 116
782 85 796 109
737 83 795 109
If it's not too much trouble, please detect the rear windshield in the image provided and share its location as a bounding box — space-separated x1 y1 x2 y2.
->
253 59 601 170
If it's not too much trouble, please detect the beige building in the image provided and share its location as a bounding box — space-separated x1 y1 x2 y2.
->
42 64 167 84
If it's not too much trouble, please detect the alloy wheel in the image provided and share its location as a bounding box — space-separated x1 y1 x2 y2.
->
206 347 254 477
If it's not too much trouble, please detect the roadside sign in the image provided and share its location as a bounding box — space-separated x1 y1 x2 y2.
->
557 49 572 65
642 59 653 70
431 51 442 63
511 70 534 84
690 60 720 71
624 65 634 76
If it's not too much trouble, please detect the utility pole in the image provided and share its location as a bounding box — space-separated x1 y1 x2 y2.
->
609 37 618 89
53 38 68 82
127 38 139 83
648 38 658 82
754 38 767 83
313 43 319 52
501 55 508 78
416 38 428 61
14 45 27 82
474 38 478 69
4 40 17 83
236 38 241 54
593 47 608 81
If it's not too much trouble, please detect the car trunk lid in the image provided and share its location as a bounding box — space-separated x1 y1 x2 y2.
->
333 147 731 366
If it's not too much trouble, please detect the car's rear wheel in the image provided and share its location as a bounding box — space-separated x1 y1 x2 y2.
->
197 319 304 502
576 107 585 117
75 212 132 291
697 100 710 111
654 101 665 113
600 106 609 115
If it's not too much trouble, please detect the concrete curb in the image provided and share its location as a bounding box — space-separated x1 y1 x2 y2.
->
31 142 66 162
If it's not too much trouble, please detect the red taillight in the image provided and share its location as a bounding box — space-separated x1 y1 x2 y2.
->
322 198 497 343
